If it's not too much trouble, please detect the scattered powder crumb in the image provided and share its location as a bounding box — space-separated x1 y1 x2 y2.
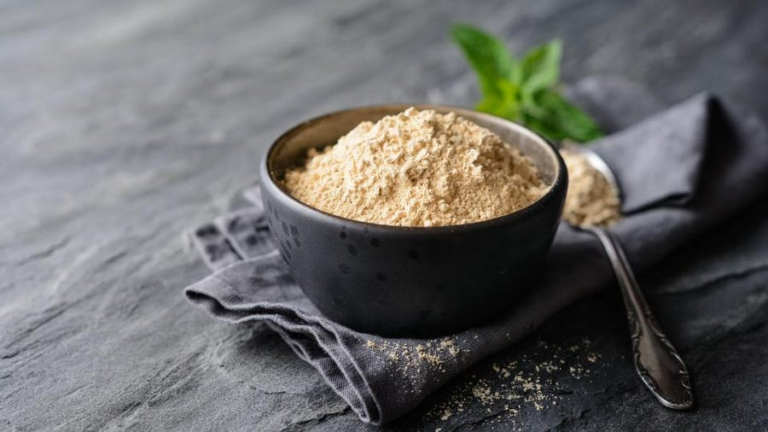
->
440 339 461 357
560 148 621 227
365 337 463 382
416 344 443 367
283 107 546 227
471 381 494 405
424 337 604 426
440 408 452 421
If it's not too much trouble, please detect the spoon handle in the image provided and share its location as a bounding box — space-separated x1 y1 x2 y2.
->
586 227 694 410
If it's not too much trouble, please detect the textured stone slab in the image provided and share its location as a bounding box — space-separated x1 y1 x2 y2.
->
1 0 767 430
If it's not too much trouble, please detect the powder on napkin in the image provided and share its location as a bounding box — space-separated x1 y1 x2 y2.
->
283 108 546 227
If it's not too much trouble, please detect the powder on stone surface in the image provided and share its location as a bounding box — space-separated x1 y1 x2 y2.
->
283 108 546 227
424 337 602 427
559 149 621 227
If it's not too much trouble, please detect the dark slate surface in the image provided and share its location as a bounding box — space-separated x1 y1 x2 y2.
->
1 0 767 430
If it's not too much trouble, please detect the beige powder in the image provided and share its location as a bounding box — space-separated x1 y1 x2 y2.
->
425 337 602 425
283 108 546 227
560 149 621 227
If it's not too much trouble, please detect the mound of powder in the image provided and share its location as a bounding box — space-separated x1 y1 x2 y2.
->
559 149 621 227
283 108 546 227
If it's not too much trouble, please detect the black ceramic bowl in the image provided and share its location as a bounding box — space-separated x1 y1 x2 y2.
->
259 105 567 337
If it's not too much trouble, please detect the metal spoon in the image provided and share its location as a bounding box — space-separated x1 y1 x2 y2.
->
564 146 694 410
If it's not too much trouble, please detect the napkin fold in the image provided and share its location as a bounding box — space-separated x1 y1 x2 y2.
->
184 79 768 424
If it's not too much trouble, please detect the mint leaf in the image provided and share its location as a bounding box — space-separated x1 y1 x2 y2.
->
526 91 604 142
520 40 562 95
451 24 603 143
450 24 516 98
477 86 522 122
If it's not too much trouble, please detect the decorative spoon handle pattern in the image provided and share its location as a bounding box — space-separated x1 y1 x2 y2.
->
586 226 694 410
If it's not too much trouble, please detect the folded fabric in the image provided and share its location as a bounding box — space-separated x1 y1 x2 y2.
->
184 79 768 425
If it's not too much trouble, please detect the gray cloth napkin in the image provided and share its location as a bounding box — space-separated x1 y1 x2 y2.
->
184 79 768 425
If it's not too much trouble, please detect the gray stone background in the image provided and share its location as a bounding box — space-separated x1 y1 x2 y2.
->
1 0 767 430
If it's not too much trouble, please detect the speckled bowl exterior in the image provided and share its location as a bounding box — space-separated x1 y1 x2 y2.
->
259 105 567 337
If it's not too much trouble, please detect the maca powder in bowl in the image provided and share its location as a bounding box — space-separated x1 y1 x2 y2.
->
282 107 546 227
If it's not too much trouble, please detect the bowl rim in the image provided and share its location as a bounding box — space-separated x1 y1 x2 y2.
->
261 103 567 233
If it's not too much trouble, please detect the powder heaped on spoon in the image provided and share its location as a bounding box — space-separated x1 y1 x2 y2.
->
283 107 546 227
559 149 621 227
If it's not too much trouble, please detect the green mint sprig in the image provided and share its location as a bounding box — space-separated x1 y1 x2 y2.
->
450 23 604 143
